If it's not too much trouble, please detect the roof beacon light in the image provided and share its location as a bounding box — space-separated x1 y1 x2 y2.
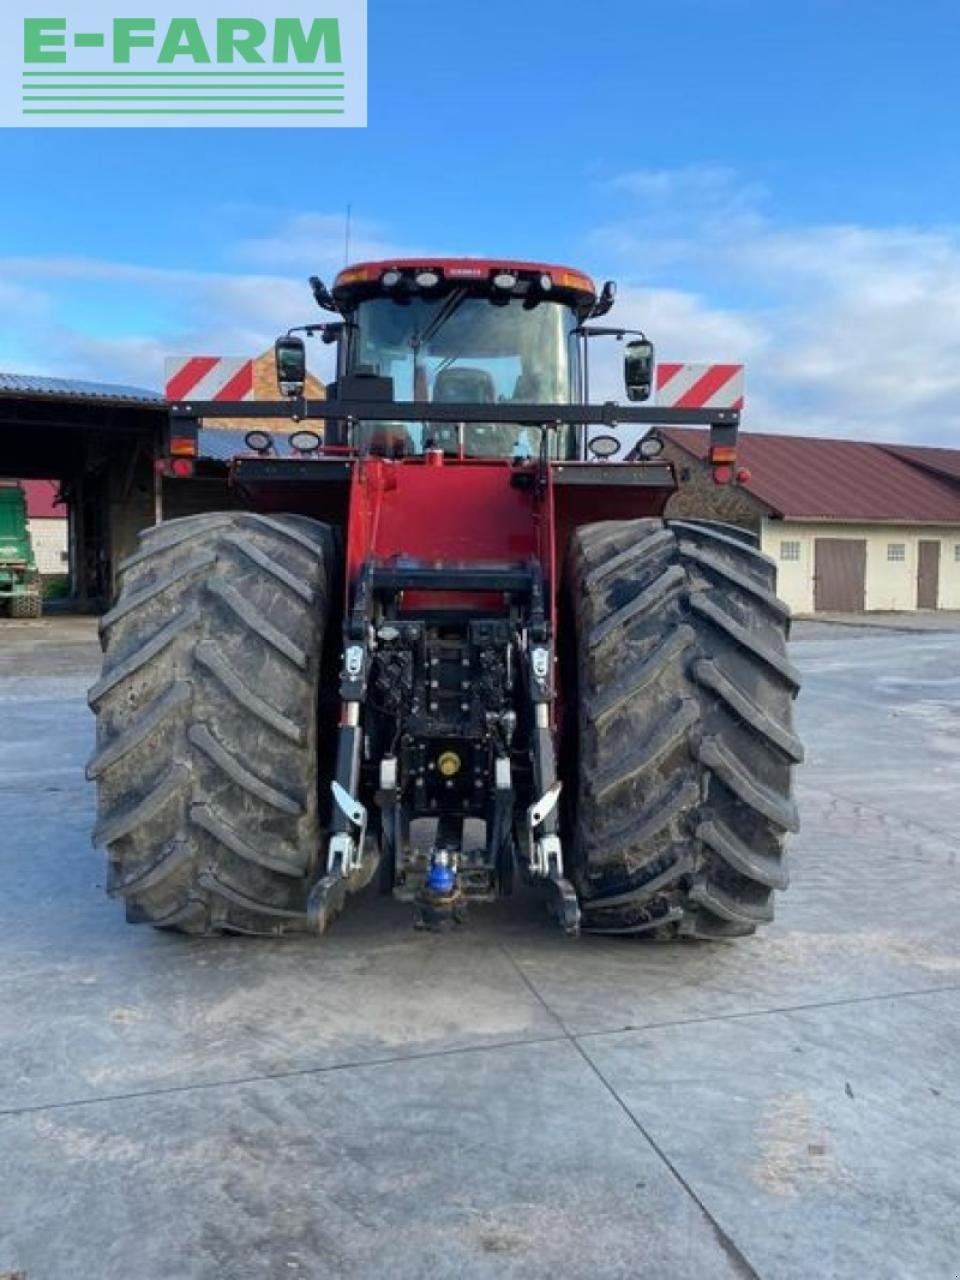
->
289 430 322 454
244 430 273 455
492 271 518 291
381 269 402 288
415 269 441 289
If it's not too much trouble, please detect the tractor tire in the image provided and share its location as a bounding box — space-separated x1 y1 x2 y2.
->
564 518 803 938
88 511 336 935
11 588 41 619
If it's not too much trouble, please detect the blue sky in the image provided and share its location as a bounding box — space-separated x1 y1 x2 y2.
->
2 0 959 441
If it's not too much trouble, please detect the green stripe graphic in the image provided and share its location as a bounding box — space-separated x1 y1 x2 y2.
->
22 70 345 77
24 95 345 101
20 66 352 118
23 108 346 114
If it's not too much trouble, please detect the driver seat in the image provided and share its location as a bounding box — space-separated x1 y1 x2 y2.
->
433 367 497 404
427 368 499 454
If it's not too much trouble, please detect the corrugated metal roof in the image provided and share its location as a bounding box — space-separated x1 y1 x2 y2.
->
661 428 960 524
881 444 960 485
0 371 164 406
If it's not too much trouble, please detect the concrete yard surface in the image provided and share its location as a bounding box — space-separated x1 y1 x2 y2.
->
0 616 958 1278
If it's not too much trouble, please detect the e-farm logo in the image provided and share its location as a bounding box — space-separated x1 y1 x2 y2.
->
0 2 366 127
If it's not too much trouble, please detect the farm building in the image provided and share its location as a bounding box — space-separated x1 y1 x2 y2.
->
22 480 68 577
0 350 324 609
660 430 960 614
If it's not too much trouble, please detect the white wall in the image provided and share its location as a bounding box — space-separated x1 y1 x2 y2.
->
760 520 960 613
29 517 68 576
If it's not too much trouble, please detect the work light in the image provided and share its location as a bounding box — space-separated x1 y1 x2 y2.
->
588 434 621 458
289 430 322 453
415 269 441 288
244 430 273 454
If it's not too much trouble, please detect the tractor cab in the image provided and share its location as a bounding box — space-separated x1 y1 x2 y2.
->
321 259 605 459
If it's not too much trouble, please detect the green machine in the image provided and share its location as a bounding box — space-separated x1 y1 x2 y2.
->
0 483 42 618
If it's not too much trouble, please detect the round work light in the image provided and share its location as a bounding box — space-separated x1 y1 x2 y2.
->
289 430 322 453
588 434 621 459
637 434 664 459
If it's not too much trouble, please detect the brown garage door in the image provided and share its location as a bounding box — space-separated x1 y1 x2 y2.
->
814 538 867 612
917 540 940 609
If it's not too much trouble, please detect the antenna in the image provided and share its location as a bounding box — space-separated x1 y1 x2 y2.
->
344 203 352 265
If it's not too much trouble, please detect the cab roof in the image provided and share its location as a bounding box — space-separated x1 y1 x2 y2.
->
333 258 597 299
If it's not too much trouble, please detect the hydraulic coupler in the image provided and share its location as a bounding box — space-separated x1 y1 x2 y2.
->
413 851 466 931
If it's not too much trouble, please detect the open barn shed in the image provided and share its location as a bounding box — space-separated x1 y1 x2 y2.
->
0 353 314 610
0 373 168 609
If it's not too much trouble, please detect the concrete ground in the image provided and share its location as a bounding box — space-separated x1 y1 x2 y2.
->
0 615 958 1279
795 610 960 634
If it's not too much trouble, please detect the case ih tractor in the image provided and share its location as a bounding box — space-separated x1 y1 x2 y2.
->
88 259 802 939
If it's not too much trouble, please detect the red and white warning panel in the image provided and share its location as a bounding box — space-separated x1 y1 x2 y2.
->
585 361 746 461
655 362 744 410
164 356 255 404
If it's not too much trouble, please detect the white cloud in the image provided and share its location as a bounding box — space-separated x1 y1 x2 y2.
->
0 208 421 389
231 211 411 274
0 250 337 391
588 171 960 444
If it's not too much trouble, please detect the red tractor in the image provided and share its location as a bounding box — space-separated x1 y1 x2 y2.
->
88 258 801 939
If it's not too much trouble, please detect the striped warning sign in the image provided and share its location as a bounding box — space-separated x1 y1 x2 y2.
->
656 362 744 410
164 356 255 403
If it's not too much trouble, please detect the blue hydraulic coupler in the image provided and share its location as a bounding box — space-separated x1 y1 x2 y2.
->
425 859 456 896
414 851 465 931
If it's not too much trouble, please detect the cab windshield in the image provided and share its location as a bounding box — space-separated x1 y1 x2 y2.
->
350 294 580 458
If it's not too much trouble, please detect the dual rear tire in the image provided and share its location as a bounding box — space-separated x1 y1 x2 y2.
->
564 518 802 937
88 512 334 935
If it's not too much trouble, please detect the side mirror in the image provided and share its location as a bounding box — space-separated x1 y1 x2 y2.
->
275 335 306 398
624 339 655 402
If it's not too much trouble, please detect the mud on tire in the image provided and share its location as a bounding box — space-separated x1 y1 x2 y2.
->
564 518 803 938
88 512 335 935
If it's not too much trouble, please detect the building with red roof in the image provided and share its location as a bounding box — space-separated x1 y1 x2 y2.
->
20 480 67 577
658 429 960 614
